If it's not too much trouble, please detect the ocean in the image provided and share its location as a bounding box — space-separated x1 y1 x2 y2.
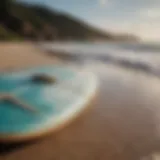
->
42 42 160 77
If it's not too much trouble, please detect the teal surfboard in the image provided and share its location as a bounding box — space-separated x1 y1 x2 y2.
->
0 65 97 142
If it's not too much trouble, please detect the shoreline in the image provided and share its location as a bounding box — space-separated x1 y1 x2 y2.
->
0 42 160 160
42 45 160 79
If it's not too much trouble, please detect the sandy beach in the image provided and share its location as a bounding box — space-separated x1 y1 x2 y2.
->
0 43 160 160
0 42 61 71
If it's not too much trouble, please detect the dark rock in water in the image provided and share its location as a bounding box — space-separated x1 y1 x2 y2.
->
31 74 56 84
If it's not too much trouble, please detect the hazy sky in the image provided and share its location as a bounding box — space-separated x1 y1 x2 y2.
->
20 0 160 42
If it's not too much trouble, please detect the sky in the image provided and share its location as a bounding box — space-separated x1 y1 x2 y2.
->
19 0 160 42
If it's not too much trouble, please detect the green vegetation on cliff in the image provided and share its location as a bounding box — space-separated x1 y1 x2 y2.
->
0 0 138 41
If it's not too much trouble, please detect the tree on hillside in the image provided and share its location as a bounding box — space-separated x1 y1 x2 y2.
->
0 0 23 34
0 0 11 22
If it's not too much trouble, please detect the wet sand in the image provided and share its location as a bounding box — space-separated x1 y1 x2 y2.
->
0 43 160 160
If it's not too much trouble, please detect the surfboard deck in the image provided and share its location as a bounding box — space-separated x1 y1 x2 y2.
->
0 65 97 142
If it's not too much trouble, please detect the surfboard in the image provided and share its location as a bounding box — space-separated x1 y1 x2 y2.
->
0 65 97 142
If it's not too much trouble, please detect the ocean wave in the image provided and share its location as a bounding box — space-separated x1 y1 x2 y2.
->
41 42 160 78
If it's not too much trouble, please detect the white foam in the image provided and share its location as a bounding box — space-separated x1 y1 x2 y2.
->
42 42 160 77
